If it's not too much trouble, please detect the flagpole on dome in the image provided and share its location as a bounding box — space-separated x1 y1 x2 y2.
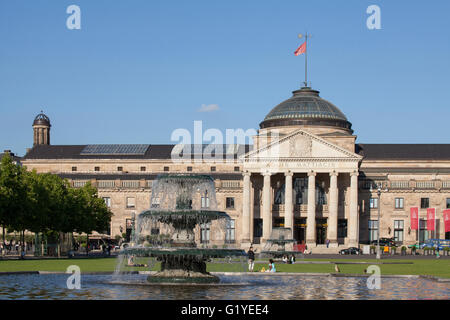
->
295 32 312 88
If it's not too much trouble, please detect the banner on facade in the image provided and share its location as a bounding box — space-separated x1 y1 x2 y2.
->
410 207 419 230
444 209 450 233
426 208 435 231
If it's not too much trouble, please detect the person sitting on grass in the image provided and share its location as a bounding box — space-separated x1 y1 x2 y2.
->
127 255 148 267
267 259 276 273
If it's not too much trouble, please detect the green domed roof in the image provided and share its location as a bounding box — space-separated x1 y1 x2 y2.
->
260 87 352 132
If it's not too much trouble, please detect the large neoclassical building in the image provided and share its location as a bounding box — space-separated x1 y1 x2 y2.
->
21 85 450 252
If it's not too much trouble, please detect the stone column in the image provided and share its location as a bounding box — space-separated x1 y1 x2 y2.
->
241 172 251 244
348 171 359 247
284 171 294 239
327 171 339 245
40 128 44 145
262 172 272 241
306 171 316 245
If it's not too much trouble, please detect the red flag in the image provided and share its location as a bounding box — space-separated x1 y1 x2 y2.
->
426 208 435 231
410 207 419 230
294 42 306 56
444 209 450 233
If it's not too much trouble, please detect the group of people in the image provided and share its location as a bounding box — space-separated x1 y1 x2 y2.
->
101 243 112 256
247 246 295 273
1 240 31 257
281 254 296 264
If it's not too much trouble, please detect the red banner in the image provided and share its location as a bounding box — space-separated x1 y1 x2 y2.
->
426 208 435 231
444 209 450 233
410 207 419 230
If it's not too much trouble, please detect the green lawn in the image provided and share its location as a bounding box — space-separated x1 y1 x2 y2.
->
0 257 449 278
213 259 450 278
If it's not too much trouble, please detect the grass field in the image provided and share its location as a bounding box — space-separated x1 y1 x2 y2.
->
0 257 449 278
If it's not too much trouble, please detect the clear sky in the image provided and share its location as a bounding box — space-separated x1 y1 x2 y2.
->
1 0 449 156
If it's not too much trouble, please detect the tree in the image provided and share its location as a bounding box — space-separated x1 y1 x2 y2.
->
0 154 112 253
0 154 28 244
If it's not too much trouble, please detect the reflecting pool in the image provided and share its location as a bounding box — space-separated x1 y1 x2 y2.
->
0 273 448 300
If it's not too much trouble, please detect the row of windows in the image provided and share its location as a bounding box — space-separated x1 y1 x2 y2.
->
71 166 241 172
197 220 236 243
122 219 236 243
369 198 450 209
102 196 236 209
368 219 441 243
362 180 450 190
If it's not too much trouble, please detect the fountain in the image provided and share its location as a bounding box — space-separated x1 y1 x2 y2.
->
118 174 246 284
261 228 303 259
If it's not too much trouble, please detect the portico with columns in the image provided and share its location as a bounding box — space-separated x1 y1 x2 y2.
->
240 128 362 249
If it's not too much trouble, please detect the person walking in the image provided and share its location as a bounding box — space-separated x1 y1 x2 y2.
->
326 239 330 248
247 246 255 272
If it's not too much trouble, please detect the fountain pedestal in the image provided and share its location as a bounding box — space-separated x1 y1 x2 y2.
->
148 254 219 284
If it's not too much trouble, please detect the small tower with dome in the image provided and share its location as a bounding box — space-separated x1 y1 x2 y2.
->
33 111 51 146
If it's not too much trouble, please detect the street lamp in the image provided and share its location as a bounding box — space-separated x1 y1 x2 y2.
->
376 186 381 260
370 183 382 260
131 212 136 246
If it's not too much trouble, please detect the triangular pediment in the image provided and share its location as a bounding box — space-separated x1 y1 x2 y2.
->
243 129 362 161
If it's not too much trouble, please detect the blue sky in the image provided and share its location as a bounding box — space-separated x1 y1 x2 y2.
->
1 0 449 156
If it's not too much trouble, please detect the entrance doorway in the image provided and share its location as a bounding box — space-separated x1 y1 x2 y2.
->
316 218 327 245
294 218 306 244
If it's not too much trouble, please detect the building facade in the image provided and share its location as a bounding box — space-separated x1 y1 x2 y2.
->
21 86 450 251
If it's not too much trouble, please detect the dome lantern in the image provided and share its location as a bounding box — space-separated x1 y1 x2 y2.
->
32 111 51 146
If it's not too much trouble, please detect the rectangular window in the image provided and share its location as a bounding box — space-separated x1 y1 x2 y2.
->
187 166 192 172
234 166 240 172
338 219 347 238
126 197 135 209
200 223 210 243
395 198 404 209
368 220 379 242
273 217 284 228
117 166 123 172
95 166 100 172
421 198 429 209
225 219 235 243
394 220 404 243
211 166 216 172
126 219 133 229
140 167 146 172
226 197 235 209
447 198 450 209
419 219 429 243
369 198 379 209
102 197 111 208
253 219 263 238
164 166 169 172
72 167 77 172
201 194 210 208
